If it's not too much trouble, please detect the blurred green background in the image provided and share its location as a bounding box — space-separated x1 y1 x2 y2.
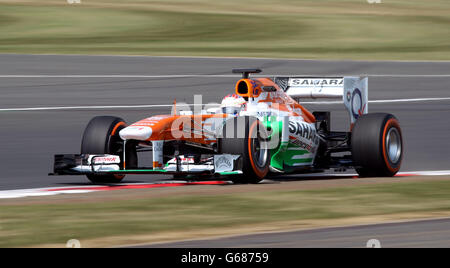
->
0 0 449 60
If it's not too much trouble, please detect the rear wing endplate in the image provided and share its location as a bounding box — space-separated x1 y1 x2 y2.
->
274 77 368 124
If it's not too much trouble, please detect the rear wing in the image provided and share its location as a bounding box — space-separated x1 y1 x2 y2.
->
274 77 368 124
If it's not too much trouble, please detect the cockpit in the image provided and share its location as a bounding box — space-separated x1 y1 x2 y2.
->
220 93 246 115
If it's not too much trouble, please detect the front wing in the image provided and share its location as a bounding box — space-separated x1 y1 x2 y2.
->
50 154 243 177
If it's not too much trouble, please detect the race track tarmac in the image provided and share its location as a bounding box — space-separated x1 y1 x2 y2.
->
140 217 450 248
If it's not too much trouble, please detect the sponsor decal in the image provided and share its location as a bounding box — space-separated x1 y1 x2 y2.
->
133 116 172 127
351 88 366 120
250 80 262 96
180 157 195 164
274 77 289 91
289 78 343 87
288 121 319 145
153 141 163 151
152 140 164 169
167 156 196 164
256 111 272 117
290 137 317 154
92 155 120 164
214 155 235 172
216 156 231 169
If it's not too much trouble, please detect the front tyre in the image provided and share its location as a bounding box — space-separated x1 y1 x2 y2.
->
351 113 403 177
81 116 136 183
219 116 270 184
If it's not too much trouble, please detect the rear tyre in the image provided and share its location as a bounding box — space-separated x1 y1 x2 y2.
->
219 116 270 184
81 116 137 183
351 113 403 177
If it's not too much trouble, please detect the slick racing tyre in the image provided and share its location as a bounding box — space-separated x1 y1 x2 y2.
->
81 116 137 183
351 113 403 177
219 116 270 184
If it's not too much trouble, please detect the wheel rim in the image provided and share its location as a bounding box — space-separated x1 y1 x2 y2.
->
386 127 402 164
252 135 268 168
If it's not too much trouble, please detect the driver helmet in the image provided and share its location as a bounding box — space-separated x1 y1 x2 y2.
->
220 94 245 115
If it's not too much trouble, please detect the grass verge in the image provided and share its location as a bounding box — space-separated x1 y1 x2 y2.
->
0 0 449 60
1 179 450 247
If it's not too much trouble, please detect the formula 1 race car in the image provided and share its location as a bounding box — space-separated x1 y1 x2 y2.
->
51 69 403 184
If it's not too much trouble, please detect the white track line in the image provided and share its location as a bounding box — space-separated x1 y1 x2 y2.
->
0 75 238 78
370 97 450 103
303 97 450 105
364 74 450 78
0 104 177 111
0 74 450 78
0 103 210 112
1 97 450 111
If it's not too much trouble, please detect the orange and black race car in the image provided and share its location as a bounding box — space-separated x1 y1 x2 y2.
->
51 69 403 184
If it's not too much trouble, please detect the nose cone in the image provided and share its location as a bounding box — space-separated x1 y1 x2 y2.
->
119 126 152 141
